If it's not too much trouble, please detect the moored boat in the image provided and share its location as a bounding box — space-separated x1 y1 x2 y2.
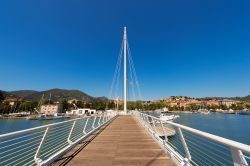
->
238 109 250 115
223 109 236 114
26 113 67 120
198 109 210 114
159 113 180 122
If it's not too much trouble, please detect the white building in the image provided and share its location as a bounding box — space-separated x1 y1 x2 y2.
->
66 108 96 116
220 100 236 107
40 104 62 116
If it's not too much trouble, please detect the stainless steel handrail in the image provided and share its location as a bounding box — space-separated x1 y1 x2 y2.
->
133 111 250 166
141 113 250 153
0 112 117 166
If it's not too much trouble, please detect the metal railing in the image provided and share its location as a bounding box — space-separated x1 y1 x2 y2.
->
133 111 250 166
0 112 117 166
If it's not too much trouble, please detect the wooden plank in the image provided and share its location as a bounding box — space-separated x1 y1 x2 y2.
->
54 115 175 166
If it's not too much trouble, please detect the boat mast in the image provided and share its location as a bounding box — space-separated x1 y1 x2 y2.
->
123 27 127 114
116 97 119 111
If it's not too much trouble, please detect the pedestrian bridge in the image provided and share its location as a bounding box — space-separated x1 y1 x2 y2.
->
55 115 175 166
0 111 250 166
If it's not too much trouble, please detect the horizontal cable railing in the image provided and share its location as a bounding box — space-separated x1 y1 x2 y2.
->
0 112 117 166
133 111 250 166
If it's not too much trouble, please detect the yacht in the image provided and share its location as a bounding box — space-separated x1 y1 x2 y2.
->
159 113 179 122
223 109 235 114
26 113 64 120
239 109 250 115
198 109 210 114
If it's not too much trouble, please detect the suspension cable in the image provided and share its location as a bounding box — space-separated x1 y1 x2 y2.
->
108 38 124 100
127 38 143 101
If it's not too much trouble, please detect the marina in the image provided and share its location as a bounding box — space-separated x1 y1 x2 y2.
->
1 0 250 162
1 111 250 166
1 111 250 143
0 27 250 166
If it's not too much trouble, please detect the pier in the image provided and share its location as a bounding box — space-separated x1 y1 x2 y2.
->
55 115 175 166
0 28 250 166
0 112 250 165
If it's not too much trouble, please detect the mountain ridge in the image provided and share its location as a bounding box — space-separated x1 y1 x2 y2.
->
2 89 109 102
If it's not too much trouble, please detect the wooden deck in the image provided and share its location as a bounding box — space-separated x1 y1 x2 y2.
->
54 115 175 166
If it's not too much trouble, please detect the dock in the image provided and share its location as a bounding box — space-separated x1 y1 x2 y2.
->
54 115 175 166
1 112 249 165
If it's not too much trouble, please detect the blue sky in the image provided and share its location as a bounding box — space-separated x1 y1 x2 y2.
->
0 0 250 100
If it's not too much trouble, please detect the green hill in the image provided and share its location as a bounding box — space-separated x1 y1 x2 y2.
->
23 89 95 102
1 90 21 100
10 90 38 98
1 89 109 102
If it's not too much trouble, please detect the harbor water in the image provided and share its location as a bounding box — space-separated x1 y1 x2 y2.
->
0 113 250 144
148 112 250 165
0 118 67 135
176 112 250 145
0 113 249 166
0 117 102 165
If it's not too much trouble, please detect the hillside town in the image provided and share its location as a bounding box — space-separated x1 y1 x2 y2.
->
1 89 250 118
157 96 249 112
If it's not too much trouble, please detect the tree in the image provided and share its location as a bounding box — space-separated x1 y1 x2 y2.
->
219 104 227 110
91 101 106 110
189 104 199 111
76 101 86 108
127 102 136 110
245 104 250 109
62 100 69 112
135 101 143 110
107 102 115 110
31 102 38 111
0 91 5 102
44 100 54 105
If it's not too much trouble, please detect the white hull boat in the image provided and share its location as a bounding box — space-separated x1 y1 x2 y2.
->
159 114 180 122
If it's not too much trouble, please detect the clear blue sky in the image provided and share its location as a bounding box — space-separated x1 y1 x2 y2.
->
0 0 250 100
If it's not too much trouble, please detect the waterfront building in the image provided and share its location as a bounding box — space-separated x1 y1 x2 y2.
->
205 100 220 106
3 99 21 106
113 99 123 106
40 104 62 116
219 99 236 107
66 108 96 116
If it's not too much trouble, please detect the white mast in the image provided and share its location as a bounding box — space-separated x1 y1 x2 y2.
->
116 97 119 111
123 27 127 114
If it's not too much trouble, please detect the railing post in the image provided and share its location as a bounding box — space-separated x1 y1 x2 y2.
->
34 127 50 165
98 114 102 125
152 118 157 134
146 116 152 132
145 115 149 126
83 118 89 134
142 114 147 126
105 114 108 122
141 114 145 125
106 114 109 121
178 127 191 164
92 116 97 129
145 115 149 124
67 120 76 144
139 113 144 123
231 148 248 166
102 113 106 123
160 120 168 142
102 113 105 123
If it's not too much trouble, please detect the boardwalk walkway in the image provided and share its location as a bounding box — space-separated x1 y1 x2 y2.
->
55 116 175 166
